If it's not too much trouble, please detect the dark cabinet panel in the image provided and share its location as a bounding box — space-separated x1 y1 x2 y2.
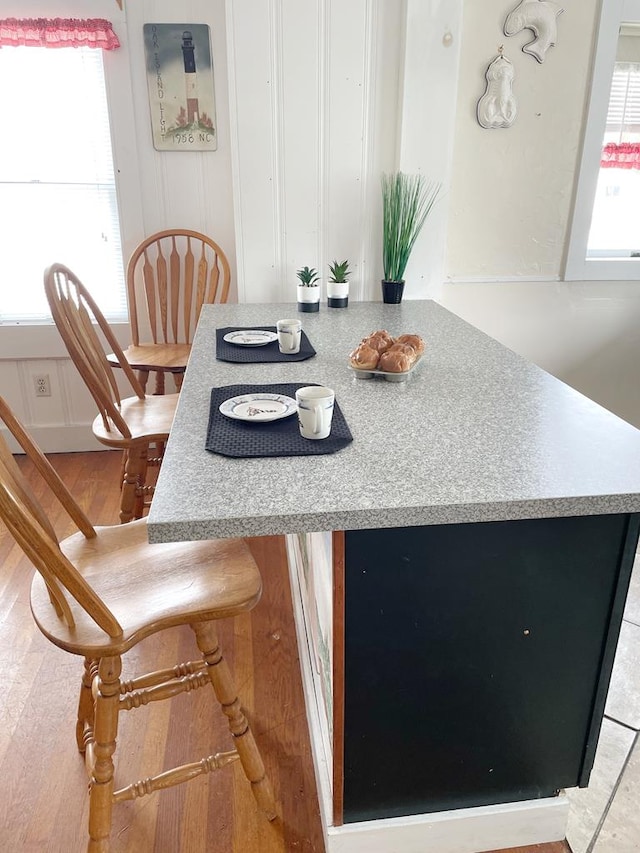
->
342 514 639 823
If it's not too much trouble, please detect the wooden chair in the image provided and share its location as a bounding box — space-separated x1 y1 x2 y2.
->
44 263 177 524
0 396 276 852
113 229 231 394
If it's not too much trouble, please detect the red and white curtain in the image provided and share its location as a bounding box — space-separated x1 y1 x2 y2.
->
0 18 119 50
601 142 640 170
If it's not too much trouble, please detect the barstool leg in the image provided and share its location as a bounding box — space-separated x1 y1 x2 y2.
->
76 657 98 752
120 445 147 523
193 621 277 820
153 370 166 395
88 655 122 852
137 369 149 394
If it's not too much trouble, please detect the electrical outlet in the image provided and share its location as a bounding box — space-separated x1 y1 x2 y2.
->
33 374 51 397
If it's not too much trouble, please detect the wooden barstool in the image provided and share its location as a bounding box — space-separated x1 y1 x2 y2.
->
111 229 231 394
0 396 276 852
44 263 177 523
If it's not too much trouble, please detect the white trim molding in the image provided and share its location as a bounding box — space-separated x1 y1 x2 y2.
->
565 0 640 281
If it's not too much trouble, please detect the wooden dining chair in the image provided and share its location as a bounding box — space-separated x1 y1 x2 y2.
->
0 395 276 852
112 229 231 394
44 262 178 523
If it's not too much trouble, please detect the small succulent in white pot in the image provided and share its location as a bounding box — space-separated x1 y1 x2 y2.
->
296 266 320 313
327 259 351 308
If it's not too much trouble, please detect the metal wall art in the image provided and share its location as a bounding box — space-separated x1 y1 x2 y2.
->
504 0 564 63
477 50 517 129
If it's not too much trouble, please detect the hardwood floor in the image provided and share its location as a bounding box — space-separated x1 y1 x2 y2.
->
0 450 571 853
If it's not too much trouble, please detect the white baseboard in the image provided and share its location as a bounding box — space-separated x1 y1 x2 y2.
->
2 424 107 454
286 538 569 853
327 796 568 853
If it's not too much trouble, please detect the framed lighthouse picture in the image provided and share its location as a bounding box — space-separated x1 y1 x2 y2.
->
143 24 217 151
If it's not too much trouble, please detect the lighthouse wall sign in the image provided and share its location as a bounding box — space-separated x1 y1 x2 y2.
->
143 23 217 151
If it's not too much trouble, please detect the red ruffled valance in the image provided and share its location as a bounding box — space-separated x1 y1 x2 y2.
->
0 18 120 50
601 142 640 170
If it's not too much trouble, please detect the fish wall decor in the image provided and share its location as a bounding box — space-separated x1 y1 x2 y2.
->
504 0 564 63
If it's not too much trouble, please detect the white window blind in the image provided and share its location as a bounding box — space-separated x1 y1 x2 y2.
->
605 62 640 139
0 46 126 324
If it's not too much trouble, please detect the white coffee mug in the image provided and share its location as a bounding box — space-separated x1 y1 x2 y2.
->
296 386 335 440
277 318 302 354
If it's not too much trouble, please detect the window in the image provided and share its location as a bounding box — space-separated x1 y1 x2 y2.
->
587 61 640 259
565 0 640 280
0 45 126 323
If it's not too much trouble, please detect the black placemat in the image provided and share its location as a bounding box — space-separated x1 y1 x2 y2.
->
206 383 353 458
216 326 316 363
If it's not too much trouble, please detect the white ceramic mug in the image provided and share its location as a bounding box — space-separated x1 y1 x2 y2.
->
277 318 302 354
296 386 335 440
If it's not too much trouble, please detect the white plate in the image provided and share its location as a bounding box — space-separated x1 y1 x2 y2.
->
219 393 297 423
223 330 278 347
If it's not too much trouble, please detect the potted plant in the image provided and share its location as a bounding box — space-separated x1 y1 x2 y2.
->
381 171 440 304
296 266 321 312
327 259 351 308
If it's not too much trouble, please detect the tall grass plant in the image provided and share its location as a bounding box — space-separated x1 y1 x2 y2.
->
382 172 440 282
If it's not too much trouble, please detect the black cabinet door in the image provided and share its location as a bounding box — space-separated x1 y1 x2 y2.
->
342 514 639 823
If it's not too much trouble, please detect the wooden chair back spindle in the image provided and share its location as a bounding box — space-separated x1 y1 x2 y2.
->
127 229 231 349
44 264 145 439
0 400 121 636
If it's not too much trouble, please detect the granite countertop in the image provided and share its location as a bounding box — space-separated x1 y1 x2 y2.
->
147 300 640 542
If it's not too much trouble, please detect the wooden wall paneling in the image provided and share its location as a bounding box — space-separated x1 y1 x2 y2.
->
326 0 368 301
281 0 322 288
226 0 406 304
226 0 283 303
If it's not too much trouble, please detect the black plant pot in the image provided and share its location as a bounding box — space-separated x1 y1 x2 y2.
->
328 296 348 308
381 279 405 304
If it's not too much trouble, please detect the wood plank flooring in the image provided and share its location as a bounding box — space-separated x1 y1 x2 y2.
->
0 450 571 853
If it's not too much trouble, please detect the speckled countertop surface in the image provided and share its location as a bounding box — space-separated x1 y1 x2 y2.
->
147 300 640 542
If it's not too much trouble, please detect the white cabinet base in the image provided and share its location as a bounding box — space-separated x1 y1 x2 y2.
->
286 533 569 853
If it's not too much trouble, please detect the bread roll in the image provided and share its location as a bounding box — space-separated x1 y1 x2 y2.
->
349 343 379 370
364 329 395 354
395 334 425 355
387 342 417 363
379 350 412 373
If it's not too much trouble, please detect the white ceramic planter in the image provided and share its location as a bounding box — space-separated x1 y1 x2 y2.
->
297 284 320 312
327 281 349 308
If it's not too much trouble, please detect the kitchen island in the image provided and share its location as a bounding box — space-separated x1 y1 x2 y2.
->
148 300 640 853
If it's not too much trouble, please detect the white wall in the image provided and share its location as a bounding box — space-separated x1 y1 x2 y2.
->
447 0 599 280
440 280 640 430
440 0 640 431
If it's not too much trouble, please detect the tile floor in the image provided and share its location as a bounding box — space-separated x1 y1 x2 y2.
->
566 552 640 853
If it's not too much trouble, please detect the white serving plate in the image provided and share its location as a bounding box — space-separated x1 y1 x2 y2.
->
223 330 278 346
219 393 297 422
